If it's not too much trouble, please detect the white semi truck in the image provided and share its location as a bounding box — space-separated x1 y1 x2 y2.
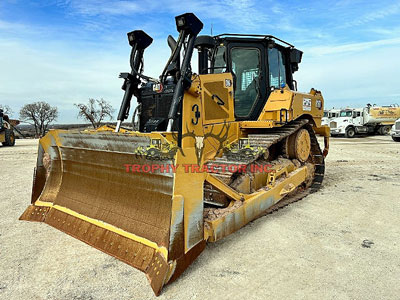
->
391 118 400 142
329 104 400 138
322 109 340 126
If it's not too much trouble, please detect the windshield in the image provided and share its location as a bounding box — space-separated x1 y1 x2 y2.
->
340 111 352 117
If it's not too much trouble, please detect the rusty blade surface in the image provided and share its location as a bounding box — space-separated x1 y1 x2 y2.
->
44 131 174 248
21 131 176 293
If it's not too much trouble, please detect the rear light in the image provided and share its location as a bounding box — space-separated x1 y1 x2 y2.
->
153 83 163 93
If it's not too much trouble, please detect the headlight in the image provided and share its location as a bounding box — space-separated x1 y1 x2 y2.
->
126 30 153 49
174 13 203 35
176 17 185 27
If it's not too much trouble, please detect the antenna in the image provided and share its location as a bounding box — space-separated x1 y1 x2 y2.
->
211 23 213 36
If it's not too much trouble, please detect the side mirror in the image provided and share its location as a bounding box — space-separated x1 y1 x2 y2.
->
290 49 303 63
289 48 303 72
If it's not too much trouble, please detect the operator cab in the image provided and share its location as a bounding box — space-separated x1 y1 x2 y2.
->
196 34 303 121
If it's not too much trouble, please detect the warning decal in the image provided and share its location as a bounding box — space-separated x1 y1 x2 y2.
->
303 98 312 111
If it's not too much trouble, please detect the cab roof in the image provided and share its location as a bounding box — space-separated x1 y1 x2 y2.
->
215 33 295 48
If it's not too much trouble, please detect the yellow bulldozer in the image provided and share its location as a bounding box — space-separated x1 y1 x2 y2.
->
20 13 329 296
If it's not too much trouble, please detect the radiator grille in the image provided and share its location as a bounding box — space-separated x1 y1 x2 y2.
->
139 84 175 132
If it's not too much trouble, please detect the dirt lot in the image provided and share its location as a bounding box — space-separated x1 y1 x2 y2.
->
1 136 399 300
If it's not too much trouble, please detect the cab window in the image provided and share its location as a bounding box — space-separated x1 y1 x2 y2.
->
212 46 226 73
268 48 286 88
231 47 261 117
340 111 352 117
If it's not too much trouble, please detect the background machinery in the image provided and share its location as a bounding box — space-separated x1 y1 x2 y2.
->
20 13 329 296
329 104 400 138
0 108 18 146
322 108 339 126
391 118 400 142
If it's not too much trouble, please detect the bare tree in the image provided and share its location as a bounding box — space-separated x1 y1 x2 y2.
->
20 101 58 137
74 98 114 129
0 104 13 116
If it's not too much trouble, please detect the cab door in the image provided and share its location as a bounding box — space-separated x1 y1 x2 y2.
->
227 43 267 120
352 110 363 126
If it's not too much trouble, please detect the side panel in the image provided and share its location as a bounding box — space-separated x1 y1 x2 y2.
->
258 88 325 127
200 73 235 125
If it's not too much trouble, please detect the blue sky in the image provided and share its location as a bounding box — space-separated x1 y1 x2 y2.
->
1 0 400 123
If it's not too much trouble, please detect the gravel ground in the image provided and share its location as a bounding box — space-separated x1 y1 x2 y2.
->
1 136 399 300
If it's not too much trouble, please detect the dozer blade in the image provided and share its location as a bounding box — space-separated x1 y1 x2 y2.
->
19 129 205 296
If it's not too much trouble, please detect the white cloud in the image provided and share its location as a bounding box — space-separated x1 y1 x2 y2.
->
341 2 400 28
62 0 147 16
305 37 400 56
60 0 281 31
0 19 44 35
